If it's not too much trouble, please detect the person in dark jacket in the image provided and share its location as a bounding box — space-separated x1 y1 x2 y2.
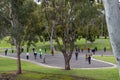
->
75 51 79 60
5 49 8 56
34 52 37 60
88 55 91 64
104 47 106 52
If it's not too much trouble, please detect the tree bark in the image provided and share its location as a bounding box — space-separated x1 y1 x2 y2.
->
62 51 71 70
16 44 22 74
50 36 54 50
103 0 120 75
65 58 70 70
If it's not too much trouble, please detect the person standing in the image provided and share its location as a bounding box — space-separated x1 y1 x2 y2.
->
34 52 37 60
88 55 91 64
75 51 78 61
39 48 42 59
12 48 14 53
78 47 80 53
85 53 88 61
104 47 106 52
26 52 29 60
5 49 8 56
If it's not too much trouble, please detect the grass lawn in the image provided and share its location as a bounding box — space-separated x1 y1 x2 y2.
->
0 57 120 80
75 37 111 50
93 55 116 64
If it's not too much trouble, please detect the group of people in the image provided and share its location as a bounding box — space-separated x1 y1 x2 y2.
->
26 48 54 63
75 48 92 64
85 53 92 64
4 46 107 64
25 48 46 63
74 46 107 64
4 48 14 56
27 48 44 61
4 47 55 62
77 47 107 53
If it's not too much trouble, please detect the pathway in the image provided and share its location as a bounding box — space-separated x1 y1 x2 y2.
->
0 51 116 69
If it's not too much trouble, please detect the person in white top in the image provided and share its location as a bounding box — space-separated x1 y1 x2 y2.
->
26 52 29 60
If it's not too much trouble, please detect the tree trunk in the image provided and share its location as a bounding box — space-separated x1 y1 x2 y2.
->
9 1 22 74
103 0 120 75
62 51 71 70
16 45 22 74
64 57 70 70
50 21 56 51
50 36 55 50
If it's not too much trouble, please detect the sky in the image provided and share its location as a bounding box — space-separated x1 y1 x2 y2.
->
34 0 41 5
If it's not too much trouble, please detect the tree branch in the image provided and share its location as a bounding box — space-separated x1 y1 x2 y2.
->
0 14 11 23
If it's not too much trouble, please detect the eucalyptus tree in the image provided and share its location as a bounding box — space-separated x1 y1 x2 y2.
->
103 0 120 75
10 0 38 74
0 0 37 74
41 0 100 70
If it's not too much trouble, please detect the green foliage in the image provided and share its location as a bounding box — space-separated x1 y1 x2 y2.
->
0 36 111 53
23 2 47 48
0 0 11 39
0 37 12 48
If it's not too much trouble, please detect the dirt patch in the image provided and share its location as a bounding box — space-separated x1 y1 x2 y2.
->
0 73 17 80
